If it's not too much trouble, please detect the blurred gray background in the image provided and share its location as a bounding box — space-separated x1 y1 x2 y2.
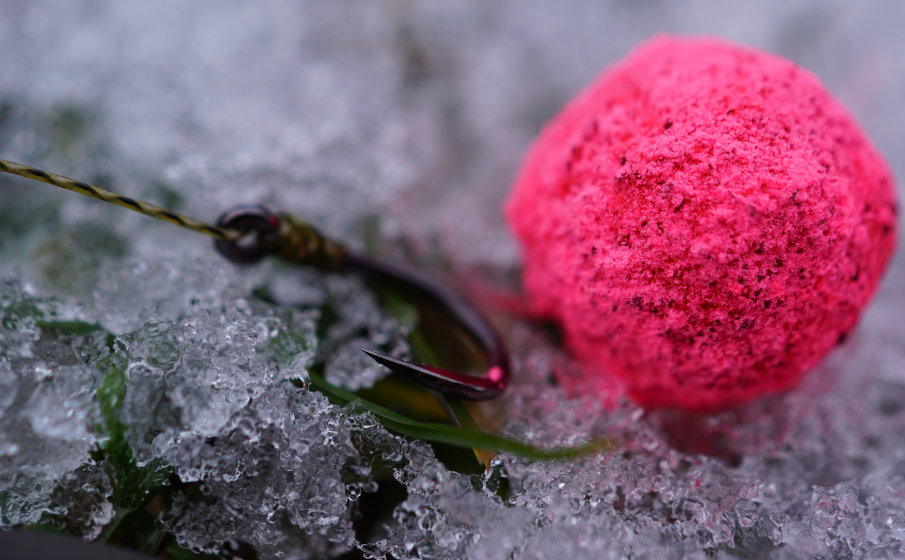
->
1 1 902 268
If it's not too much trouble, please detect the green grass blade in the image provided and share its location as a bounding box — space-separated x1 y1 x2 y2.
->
308 374 612 461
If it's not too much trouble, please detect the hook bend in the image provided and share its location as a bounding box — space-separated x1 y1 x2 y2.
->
215 206 511 401
345 252 510 401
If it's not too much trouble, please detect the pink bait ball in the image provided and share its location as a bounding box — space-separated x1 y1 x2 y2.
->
506 36 897 410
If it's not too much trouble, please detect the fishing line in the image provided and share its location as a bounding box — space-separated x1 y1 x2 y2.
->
0 158 239 241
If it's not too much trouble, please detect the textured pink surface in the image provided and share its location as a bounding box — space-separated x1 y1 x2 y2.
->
505 36 897 410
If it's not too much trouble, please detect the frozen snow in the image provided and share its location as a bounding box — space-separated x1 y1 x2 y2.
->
1 1 905 559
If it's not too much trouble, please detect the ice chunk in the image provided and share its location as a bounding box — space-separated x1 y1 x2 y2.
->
0 332 104 530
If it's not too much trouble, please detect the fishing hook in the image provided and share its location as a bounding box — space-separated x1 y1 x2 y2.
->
0 158 511 401
215 205 511 401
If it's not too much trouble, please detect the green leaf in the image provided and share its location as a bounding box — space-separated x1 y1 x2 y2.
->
36 319 103 336
93 336 172 540
308 374 611 461
0 295 43 330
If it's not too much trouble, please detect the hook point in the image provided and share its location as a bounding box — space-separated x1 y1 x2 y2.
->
361 348 506 401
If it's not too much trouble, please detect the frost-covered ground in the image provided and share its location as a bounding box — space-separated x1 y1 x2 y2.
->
1 1 905 559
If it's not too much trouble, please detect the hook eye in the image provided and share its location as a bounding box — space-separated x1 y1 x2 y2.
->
214 204 282 264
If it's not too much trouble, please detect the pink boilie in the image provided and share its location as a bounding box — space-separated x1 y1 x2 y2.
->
506 35 897 410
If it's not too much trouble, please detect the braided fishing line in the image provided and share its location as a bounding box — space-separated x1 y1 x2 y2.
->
0 158 239 242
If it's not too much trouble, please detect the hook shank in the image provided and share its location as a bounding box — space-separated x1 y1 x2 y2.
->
214 205 511 401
